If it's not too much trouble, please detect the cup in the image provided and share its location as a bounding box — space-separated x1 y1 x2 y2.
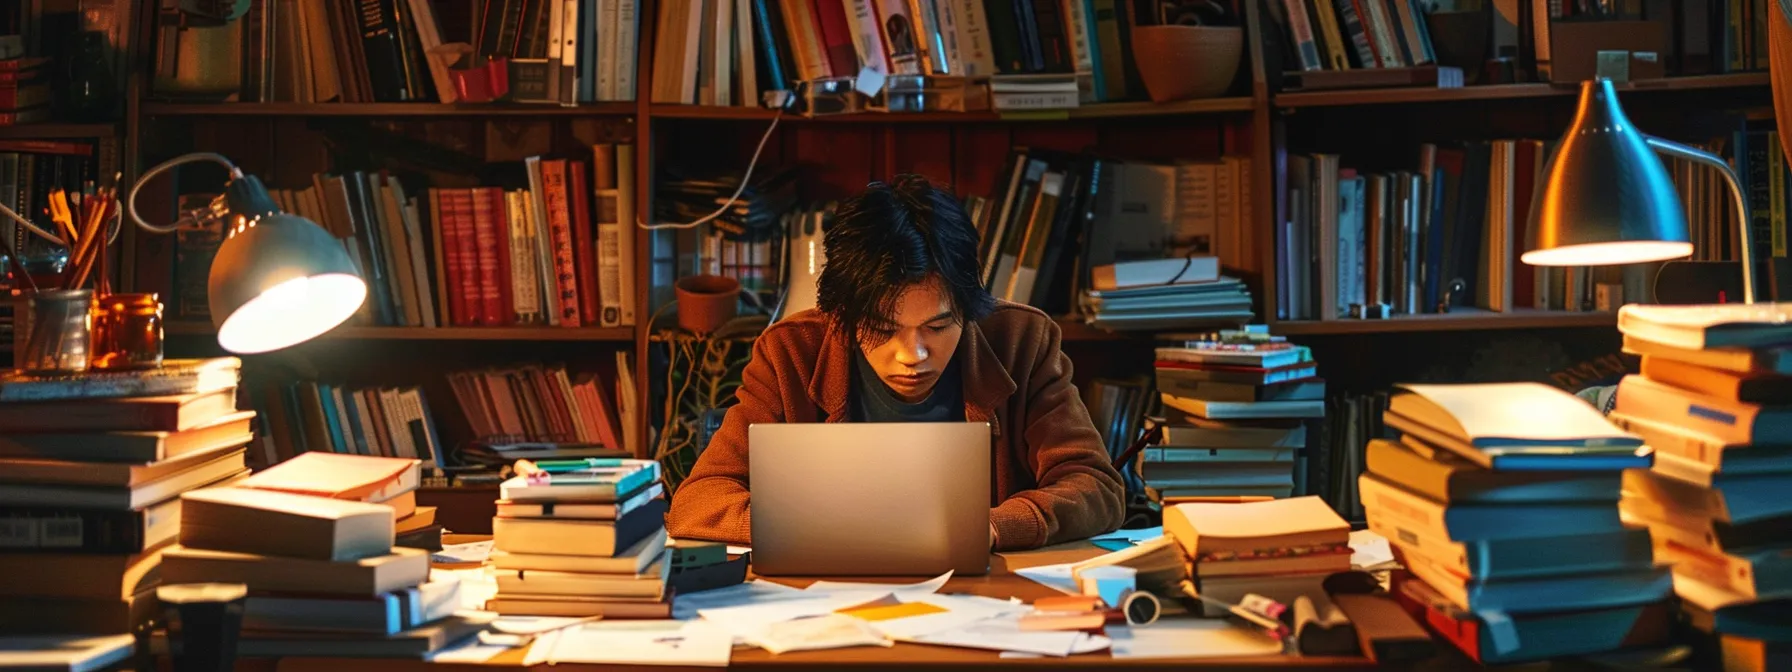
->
675 275 741 334
18 288 94 374
158 583 248 672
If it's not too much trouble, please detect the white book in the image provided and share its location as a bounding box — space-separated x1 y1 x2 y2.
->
735 0 758 105
616 0 640 99
1392 382 1642 448
1090 257 1220 291
598 0 619 100
1059 0 1094 100
843 0 890 77
1618 302 1792 350
951 0 995 77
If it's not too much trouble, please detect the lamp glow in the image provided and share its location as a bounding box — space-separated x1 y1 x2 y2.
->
217 274 366 354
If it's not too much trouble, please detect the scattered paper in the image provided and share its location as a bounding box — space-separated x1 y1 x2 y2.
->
433 540 494 564
1349 529 1397 570
699 594 890 645
905 613 1109 657
489 616 592 635
673 580 804 620
1107 620 1284 659
1091 527 1165 545
429 567 497 610
547 620 732 667
423 637 510 663
861 593 1030 641
759 614 892 655
805 571 953 595
728 545 752 555
1000 651 1045 658
1014 563 1080 595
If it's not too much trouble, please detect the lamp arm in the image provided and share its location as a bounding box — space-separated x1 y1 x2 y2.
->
127 152 244 235
0 152 243 252
1644 135 1757 304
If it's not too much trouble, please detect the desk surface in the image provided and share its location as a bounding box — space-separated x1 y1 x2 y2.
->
248 542 1376 671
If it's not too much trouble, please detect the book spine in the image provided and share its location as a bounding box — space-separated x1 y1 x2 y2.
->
542 161 583 326
753 0 793 90
813 0 861 77
843 0 892 76
874 0 924 74
1280 0 1324 71
0 509 148 553
952 0 996 77
781 0 835 80
569 160 602 327
358 0 411 101
473 188 504 325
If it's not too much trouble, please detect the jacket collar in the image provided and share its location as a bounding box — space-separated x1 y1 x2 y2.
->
806 316 1018 435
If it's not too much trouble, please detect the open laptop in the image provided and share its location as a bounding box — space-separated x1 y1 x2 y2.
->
748 422 991 576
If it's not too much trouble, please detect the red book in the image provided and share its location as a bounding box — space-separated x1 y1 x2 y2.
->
437 190 469 326
541 160 582 327
472 188 505 325
1511 141 1540 305
810 0 859 78
568 160 601 327
490 187 517 325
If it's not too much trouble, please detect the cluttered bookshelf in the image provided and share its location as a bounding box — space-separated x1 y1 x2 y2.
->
0 0 1777 510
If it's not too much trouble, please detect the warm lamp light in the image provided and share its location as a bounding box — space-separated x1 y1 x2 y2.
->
1523 78 1754 303
122 153 368 353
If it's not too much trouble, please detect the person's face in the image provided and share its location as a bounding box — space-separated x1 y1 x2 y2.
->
858 276 963 404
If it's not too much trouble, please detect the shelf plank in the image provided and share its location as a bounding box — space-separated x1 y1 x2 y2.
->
164 322 635 342
1274 72 1770 108
1270 310 1615 335
649 97 1254 122
1055 318 1136 341
141 102 638 117
0 123 117 139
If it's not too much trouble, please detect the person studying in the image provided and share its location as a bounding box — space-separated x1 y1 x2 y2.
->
665 175 1126 562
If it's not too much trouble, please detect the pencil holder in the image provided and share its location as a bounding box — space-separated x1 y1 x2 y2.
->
17 288 94 375
92 292 164 371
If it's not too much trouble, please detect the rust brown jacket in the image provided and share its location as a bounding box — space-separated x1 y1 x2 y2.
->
664 302 1126 551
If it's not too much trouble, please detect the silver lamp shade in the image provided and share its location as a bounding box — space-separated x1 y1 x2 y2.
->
207 175 366 353
1522 78 1695 267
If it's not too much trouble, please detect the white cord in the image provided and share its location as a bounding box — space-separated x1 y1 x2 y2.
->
638 109 783 231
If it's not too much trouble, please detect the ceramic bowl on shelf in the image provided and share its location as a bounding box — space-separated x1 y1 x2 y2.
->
1131 25 1245 103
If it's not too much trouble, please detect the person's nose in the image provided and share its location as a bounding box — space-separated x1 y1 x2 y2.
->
893 331 928 367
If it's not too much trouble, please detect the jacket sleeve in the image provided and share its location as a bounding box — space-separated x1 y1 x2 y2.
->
991 321 1127 550
664 337 789 545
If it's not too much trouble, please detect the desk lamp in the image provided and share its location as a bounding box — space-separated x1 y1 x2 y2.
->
1521 76 1748 300
5 152 366 354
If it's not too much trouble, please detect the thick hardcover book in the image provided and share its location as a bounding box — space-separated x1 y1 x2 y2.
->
358 0 412 101
0 497 179 553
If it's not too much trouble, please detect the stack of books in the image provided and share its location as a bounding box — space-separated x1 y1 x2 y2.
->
1363 382 1673 665
486 458 672 617
1149 328 1321 499
1081 258 1253 331
233 452 440 552
1609 303 1792 648
1163 496 1350 616
157 483 481 656
0 359 252 634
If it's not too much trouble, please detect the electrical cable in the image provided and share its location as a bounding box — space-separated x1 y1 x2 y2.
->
638 110 783 231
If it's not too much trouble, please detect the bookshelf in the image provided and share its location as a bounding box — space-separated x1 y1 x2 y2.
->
79 0 1772 477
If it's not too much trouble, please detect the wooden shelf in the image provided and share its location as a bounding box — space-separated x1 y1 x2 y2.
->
649 97 1254 122
0 123 117 139
1274 72 1771 108
1270 309 1616 335
140 102 638 117
164 322 635 342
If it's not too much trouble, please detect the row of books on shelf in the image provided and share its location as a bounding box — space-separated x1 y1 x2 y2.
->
650 0 1211 108
0 54 53 125
168 0 641 105
969 147 1254 328
250 381 447 474
1269 0 1769 83
177 144 640 329
0 138 102 263
445 362 631 452
1275 125 1788 322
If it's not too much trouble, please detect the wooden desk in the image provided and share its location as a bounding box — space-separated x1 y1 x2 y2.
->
236 543 1377 671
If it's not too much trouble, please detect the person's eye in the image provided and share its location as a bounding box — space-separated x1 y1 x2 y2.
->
927 324 950 333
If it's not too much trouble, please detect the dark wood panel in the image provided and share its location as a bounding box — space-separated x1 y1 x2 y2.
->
889 126 955 187
952 126 1016 198
792 125 877 201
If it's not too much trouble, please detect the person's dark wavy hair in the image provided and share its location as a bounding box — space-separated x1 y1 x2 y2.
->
816 175 995 344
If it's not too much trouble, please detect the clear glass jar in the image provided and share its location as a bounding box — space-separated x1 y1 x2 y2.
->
92 293 163 371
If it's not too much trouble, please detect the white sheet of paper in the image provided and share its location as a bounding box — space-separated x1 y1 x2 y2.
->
904 614 1109 657
1091 527 1165 545
428 567 497 610
547 620 732 667
672 579 804 620
699 593 892 645
432 540 494 564
758 613 893 655
804 571 953 595
728 545 752 555
1014 563 1080 595
1107 620 1284 659
423 638 510 664
864 593 1031 640
1350 528 1397 569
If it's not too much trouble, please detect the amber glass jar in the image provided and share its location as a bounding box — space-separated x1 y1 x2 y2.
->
92 293 164 370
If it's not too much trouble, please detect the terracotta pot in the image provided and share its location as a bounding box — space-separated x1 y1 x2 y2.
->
675 275 741 334
1130 25 1244 103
